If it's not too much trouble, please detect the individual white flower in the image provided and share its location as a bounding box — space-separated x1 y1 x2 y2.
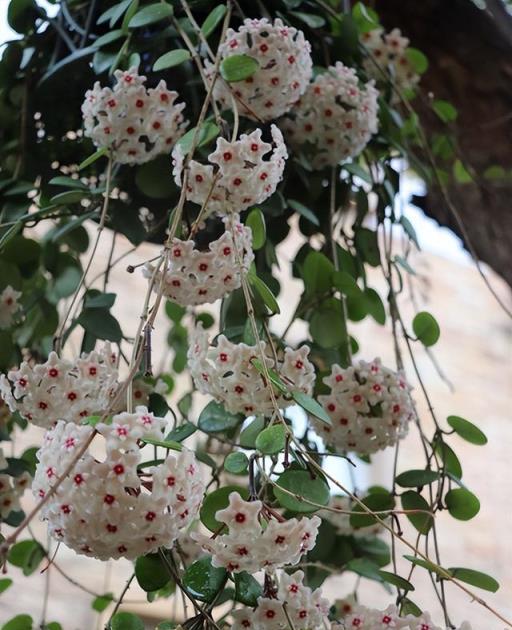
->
207 18 313 121
323 495 382 537
311 358 414 455
33 410 205 560
0 345 119 429
187 325 315 416
232 570 329 630
191 492 320 573
283 62 379 169
0 286 21 329
172 125 287 216
143 215 254 306
82 67 188 164
362 28 420 97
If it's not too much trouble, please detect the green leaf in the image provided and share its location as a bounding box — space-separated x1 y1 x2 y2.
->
50 190 86 205
249 273 280 314
401 598 423 616
302 251 334 295
153 49 191 71
0 578 13 595
377 570 415 592
447 415 487 445
350 492 395 529
2 615 33 630
7 0 37 34
401 490 433 535
288 199 320 226
289 11 325 28
234 572 262 606
224 452 249 474
200 486 250 532
183 556 227 602
239 416 265 448
405 47 429 74
77 308 123 342
201 5 227 38
274 469 330 513
448 567 499 592
403 555 446 577
355 228 380 267
139 436 182 451
332 270 361 298
399 215 420 249
256 423 286 454
346 557 383 581
453 159 473 184
135 155 176 198
39 46 97 86
432 99 458 123
309 307 346 348
292 391 332 425
94 29 125 48
111 612 145 630
98 0 133 26
8 539 45 576
135 553 170 592
91 593 114 612
128 2 173 28
434 439 463 479
198 401 243 434
220 54 259 83
395 469 440 488
79 147 109 171
342 162 372 184
166 421 196 442
352 2 379 33
245 208 266 250
445 488 480 521
176 122 220 156
364 288 386 325
84 292 116 309
412 311 440 346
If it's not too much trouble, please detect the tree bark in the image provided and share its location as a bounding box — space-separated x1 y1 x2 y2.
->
376 0 512 288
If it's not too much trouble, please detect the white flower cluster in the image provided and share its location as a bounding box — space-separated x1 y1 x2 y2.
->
0 448 31 519
332 604 473 630
82 67 187 164
0 345 119 429
208 18 313 121
187 325 315 415
312 358 414 455
232 571 329 630
362 28 420 95
143 216 254 306
0 286 21 330
172 125 287 216
323 495 382 537
192 492 320 573
33 408 204 560
284 62 379 169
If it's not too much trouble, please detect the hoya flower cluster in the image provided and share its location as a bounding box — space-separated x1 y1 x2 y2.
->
143 216 254 306
188 325 315 415
0 345 119 429
0 285 21 329
82 67 187 164
0 448 31 519
312 358 414 455
32 407 204 560
323 495 382 537
172 125 287 215
332 604 473 630
208 18 313 121
192 492 320 573
232 571 329 630
284 62 379 169
362 28 421 95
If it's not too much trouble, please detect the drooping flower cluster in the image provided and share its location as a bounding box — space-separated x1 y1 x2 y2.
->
208 18 313 121
0 285 21 329
284 62 379 169
323 495 382 537
232 571 329 630
82 67 188 164
0 448 31 519
187 325 315 415
172 125 287 215
0 345 119 429
143 216 254 306
192 492 320 573
312 358 414 455
332 604 473 630
32 408 204 560
362 28 420 96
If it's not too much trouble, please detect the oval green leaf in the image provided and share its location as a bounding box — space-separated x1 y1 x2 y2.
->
153 49 191 71
448 567 499 592
183 556 227 602
395 469 440 488
224 452 249 474
128 2 173 28
401 490 433 535
220 54 259 83
447 415 487 445
274 469 330 513
245 208 266 250
445 487 480 521
412 311 440 347
255 423 286 455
